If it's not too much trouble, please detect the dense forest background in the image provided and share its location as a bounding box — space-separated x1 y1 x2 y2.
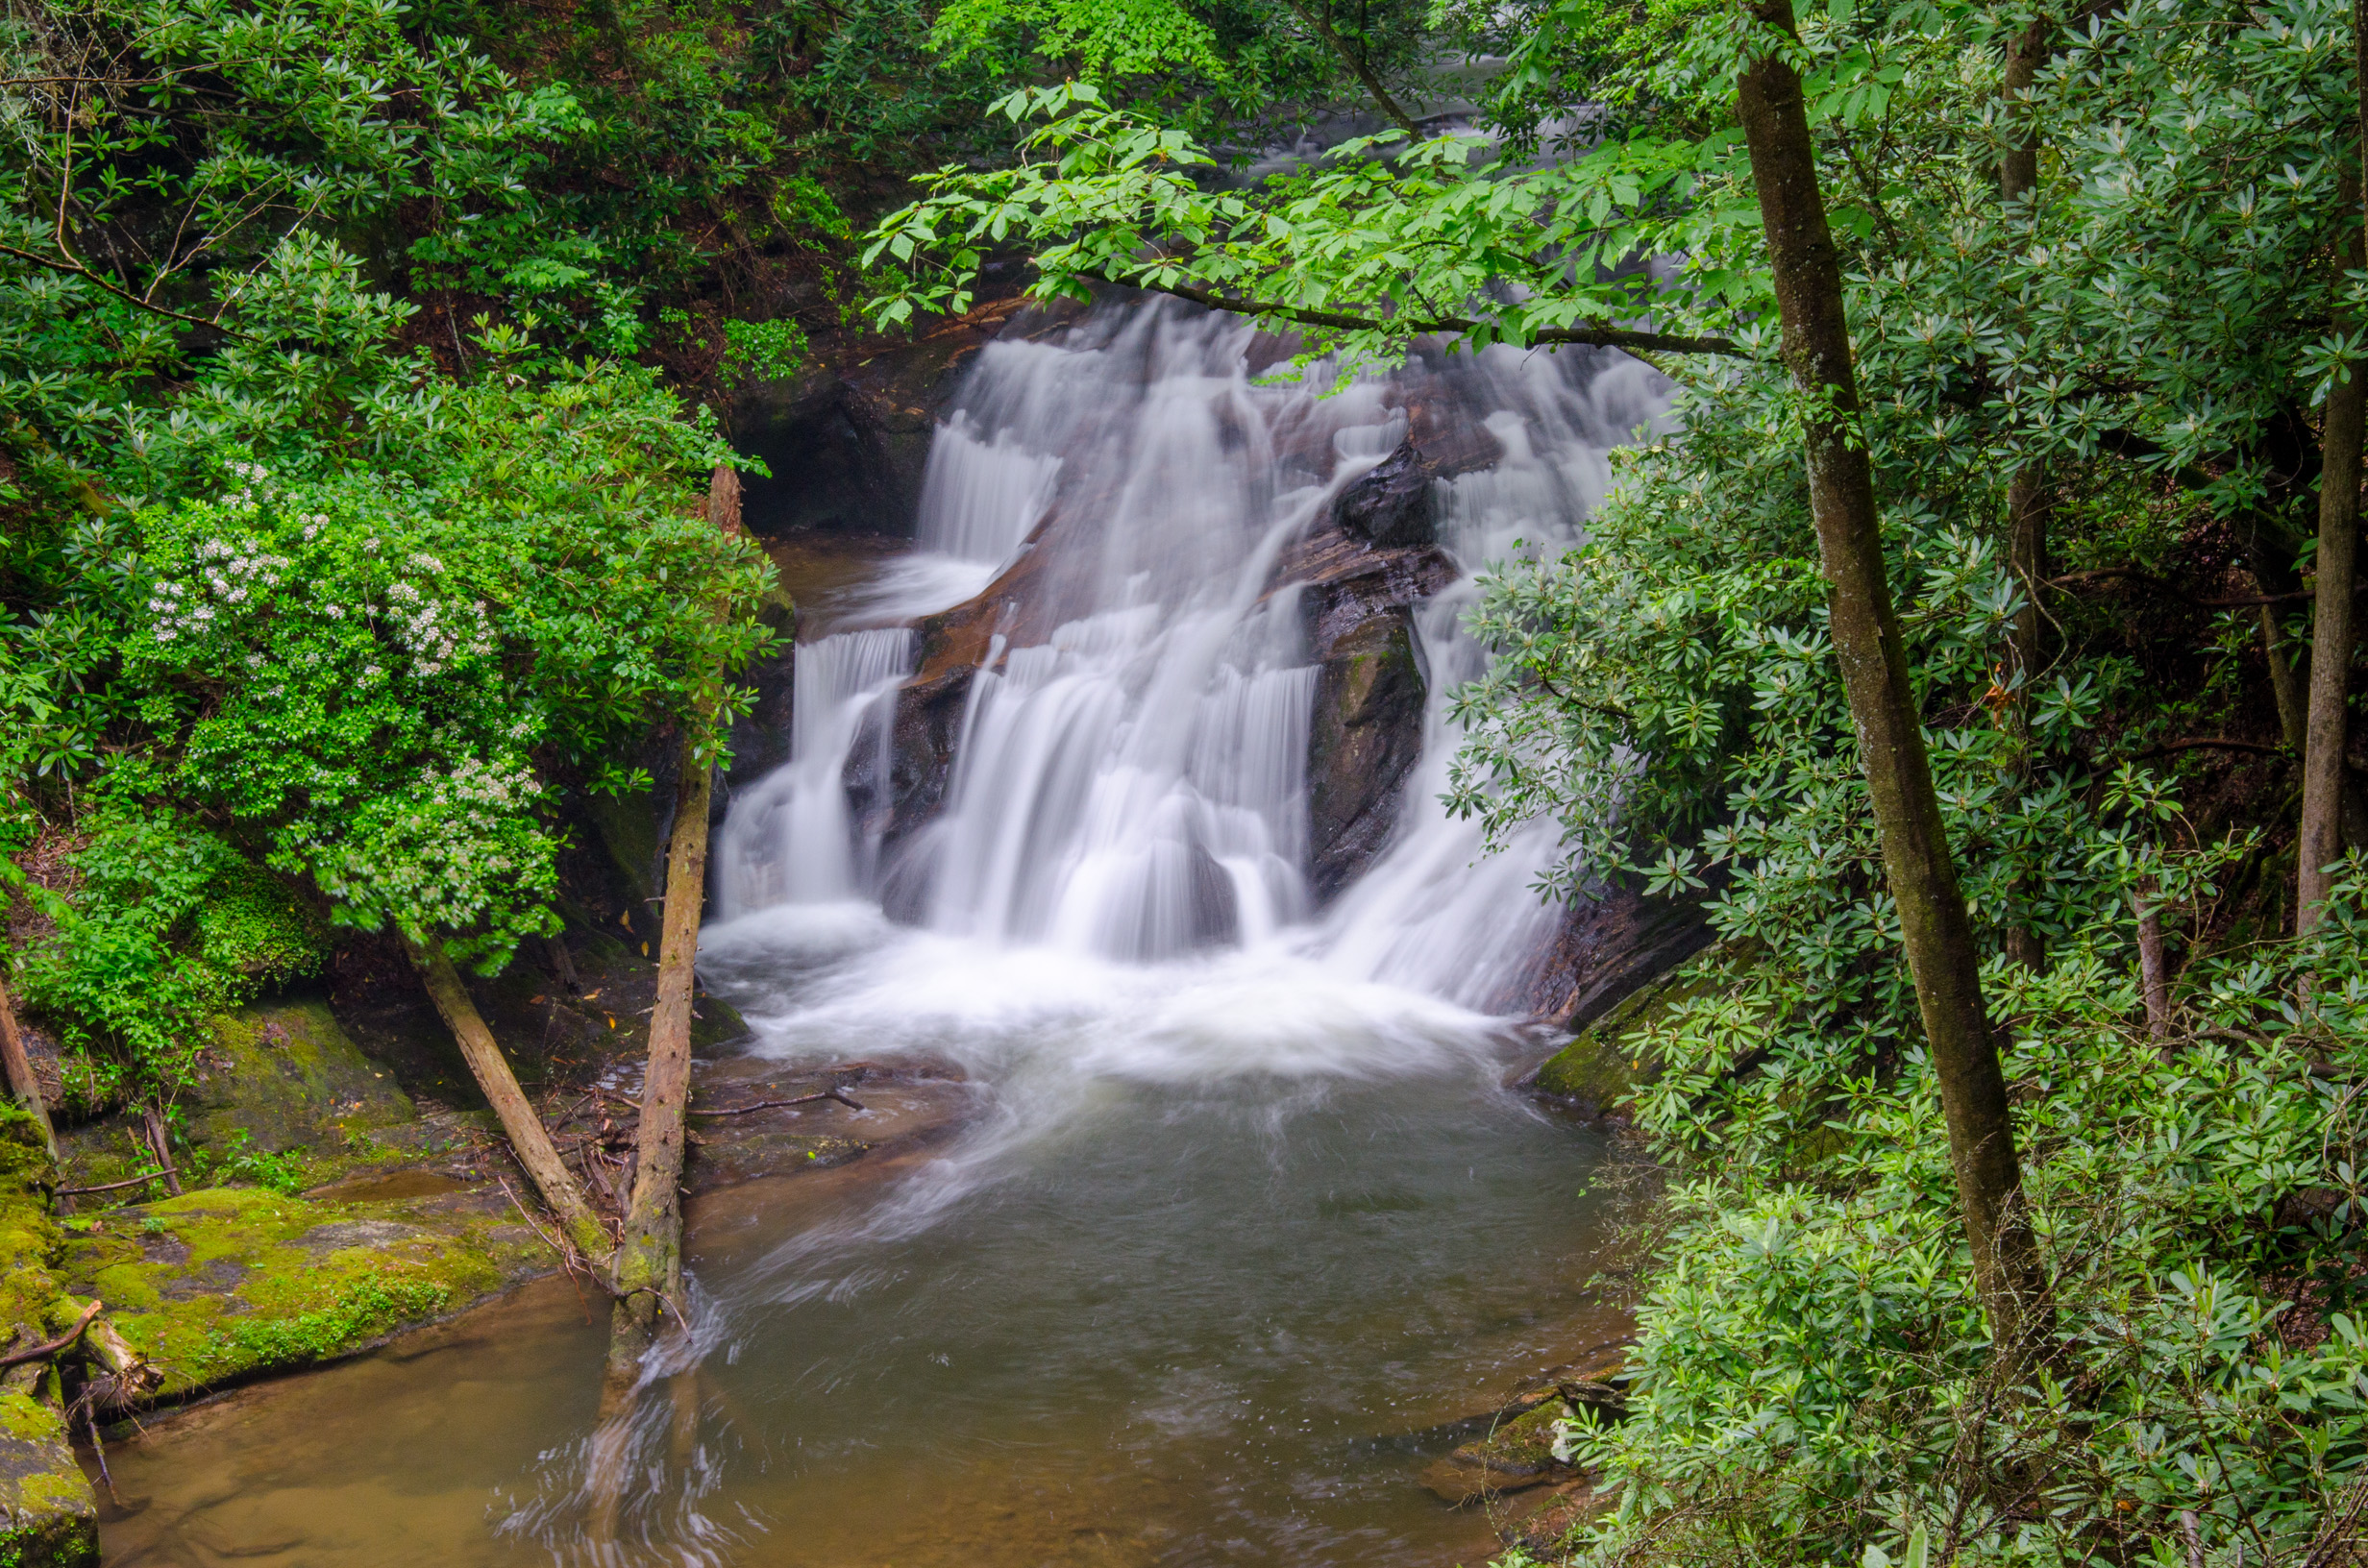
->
8 0 2368 1563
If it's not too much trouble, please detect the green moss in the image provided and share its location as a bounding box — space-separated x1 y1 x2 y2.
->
0 1107 62 1330
1471 1398 1574 1471
181 996 416 1162
0 1391 97 1568
58 1184 550 1398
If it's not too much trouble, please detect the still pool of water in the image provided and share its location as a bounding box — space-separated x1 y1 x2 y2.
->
96 914 1621 1568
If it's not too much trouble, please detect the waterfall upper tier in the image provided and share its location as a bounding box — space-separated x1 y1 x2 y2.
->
717 294 1706 1023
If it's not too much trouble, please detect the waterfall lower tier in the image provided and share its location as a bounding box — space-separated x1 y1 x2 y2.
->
717 295 1674 1014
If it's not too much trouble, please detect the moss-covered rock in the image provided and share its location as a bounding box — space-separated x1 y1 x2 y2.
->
57 1183 553 1399
1532 959 1727 1115
0 1392 97 1568
1419 1397 1578 1503
0 1113 95 1568
0 1111 61 1338
183 996 416 1156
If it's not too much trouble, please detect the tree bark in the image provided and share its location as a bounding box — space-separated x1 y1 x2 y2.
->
2261 601 2308 750
1736 0 2049 1363
0 974 57 1160
609 463 744 1362
2301 164 2368 933
2134 874 2171 1043
1998 13 2048 205
405 938 611 1262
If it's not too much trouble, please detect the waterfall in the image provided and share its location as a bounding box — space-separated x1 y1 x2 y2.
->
714 627 914 915
716 298 1669 1006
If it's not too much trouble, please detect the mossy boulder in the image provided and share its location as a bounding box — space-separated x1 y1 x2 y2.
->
183 996 416 1156
1419 1397 1578 1504
1532 958 1728 1115
0 1392 97 1568
58 1184 553 1399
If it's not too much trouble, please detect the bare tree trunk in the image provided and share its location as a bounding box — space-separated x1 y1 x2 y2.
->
405 939 611 1262
2134 874 2171 1043
2262 600 2308 750
608 725 714 1358
2302 171 2368 933
0 974 57 1160
1737 0 2049 1364
140 1104 182 1196
609 463 744 1363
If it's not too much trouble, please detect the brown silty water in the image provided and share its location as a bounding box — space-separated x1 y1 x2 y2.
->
96 299 1667 1567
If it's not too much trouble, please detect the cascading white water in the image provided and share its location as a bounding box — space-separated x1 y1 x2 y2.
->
714 298 1668 1001
714 627 914 914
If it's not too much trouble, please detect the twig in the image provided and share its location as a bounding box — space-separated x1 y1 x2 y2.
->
56 1166 179 1196
688 1089 865 1116
2131 738 2287 761
0 1300 102 1368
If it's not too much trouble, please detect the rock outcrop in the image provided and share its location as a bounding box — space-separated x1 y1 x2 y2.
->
733 288 1084 541
1329 436 1438 550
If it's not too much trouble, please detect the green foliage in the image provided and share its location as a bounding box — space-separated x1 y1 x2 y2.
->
6 804 325 1111
216 1274 452 1371
184 1130 310 1197
1559 893 2368 1566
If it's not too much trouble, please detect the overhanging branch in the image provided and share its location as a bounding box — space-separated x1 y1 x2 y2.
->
1154 281 1749 358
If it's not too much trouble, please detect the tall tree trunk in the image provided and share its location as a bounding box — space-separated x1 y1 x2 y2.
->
1736 0 2049 1363
2302 146 2368 931
406 939 611 1261
609 464 744 1363
0 975 57 1159
1999 12 2054 972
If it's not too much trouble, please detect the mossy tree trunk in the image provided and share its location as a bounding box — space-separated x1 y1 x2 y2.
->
1735 0 2050 1366
405 938 611 1262
2301 128 2368 932
2000 10 2053 974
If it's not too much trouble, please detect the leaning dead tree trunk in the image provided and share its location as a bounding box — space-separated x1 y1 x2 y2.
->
0 973 57 1159
1737 0 2049 1365
610 465 744 1362
406 938 611 1262
2301 151 2368 934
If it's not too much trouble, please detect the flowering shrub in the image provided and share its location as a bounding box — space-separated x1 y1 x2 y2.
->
119 349 777 971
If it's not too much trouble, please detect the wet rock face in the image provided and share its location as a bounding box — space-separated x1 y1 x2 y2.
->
1307 610 1427 902
1329 436 1438 550
1513 888 1713 1039
182 997 416 1156
734 291 1084 540
1271 513 1460 904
